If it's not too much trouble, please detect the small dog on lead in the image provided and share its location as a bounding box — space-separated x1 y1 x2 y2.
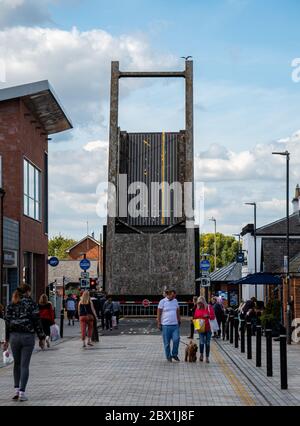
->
185 340 198 363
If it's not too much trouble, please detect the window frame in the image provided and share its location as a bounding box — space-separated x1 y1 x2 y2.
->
23 158 42 222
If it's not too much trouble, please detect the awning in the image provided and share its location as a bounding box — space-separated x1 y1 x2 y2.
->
231 273 282 286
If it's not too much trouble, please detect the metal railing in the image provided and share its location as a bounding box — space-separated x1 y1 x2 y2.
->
119 303 189 318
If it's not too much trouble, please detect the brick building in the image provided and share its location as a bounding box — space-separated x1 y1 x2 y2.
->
241 185 300 323
0 81 72 305
66 235 102 263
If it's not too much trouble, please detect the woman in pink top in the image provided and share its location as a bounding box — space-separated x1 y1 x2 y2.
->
194 296 216 363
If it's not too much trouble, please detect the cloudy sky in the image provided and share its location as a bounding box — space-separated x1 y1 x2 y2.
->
1 0 300 240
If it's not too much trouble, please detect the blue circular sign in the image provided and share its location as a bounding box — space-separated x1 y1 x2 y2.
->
48 257 59 267
200 260 210 271
80 258 91 271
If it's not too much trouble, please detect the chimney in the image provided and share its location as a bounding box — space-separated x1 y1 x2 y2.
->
292 184 300 213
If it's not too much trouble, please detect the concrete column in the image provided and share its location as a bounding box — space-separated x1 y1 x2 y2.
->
106 61 120 293
185 60 195 287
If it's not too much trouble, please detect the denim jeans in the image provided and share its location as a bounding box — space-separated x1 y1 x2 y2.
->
9 332 35 392
162 325 180 359
199 331 212 358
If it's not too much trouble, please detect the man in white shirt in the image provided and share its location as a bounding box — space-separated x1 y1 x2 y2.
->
157 290 181 362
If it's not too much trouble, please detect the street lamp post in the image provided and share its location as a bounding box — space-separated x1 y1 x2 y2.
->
245 203 257 299
210 217 217 272
272 151 291 344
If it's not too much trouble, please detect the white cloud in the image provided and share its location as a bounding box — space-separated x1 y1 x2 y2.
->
84 140 108 152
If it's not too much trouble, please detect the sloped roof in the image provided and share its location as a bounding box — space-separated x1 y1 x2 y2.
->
0 80 72 134
242 212 300 237
66 235 101 253
210 262 242 282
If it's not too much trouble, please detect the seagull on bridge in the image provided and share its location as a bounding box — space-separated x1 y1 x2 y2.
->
181 56 193 60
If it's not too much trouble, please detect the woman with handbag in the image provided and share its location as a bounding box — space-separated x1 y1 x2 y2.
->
194 296 216 363
39 294 55 348
78 291 97 348
2 284 45 401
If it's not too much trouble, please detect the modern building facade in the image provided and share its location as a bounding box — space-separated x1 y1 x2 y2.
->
0 81 72 304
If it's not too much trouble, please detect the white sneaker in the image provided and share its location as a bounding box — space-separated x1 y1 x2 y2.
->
19 393 28 402
46 336 50 348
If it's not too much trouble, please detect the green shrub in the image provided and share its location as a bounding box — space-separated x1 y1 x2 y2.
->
260 299 281 328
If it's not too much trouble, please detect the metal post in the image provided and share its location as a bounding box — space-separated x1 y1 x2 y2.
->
286 153 291 345
280 333 288 390
254 203 257 299
240 320 245 353
234 317 239 349
247 321 252 359
256 324 262 367
266 329 273 377
230 314 234 344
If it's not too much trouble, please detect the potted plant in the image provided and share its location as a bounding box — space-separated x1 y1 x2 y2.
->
260 299 281 336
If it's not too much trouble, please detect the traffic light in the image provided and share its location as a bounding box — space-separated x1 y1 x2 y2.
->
90 278 97 289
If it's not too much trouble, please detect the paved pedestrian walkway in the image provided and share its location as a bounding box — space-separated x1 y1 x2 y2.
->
0 319 299 406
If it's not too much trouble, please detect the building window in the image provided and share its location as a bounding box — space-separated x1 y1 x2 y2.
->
24 159 41 221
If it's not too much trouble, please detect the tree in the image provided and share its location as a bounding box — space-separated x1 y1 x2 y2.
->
200 233 241 272
48 235 78 260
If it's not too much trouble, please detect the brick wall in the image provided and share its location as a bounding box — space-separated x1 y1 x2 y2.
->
0 99 48 300
68 239 101 261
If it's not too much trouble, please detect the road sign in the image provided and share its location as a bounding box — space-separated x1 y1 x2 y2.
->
48 257 59 267
200 260 210 271
142 299 150 308
200 277 211 288
237 253 245 264
80 278 90 289
81 272 90 279
80 258 91 271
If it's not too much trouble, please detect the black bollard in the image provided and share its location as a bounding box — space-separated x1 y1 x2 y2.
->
226 315 230 341
247 322 252 359
234 317 239 349
222 319 226 340
280 334 288 390
230 315 234 344
240 320 245 353
60 308 64 338
266 329 273 377
256 324 262 367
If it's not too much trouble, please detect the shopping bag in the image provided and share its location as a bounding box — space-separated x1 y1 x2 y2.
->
112 316 117 328
193 319 206 333
50 324 60 341
209 318 220 333
3 350 14 365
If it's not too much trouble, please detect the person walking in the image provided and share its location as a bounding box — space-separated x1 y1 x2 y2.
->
211 296 224 338
78 291 97 348
187 296 198 339
99 292 107 331
194 296 216 363
90 292 100 342
103 297 114 331
112 299 121 328
38 294 55 348
2 284 45 402
157 289 181 362
66 294 76 326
